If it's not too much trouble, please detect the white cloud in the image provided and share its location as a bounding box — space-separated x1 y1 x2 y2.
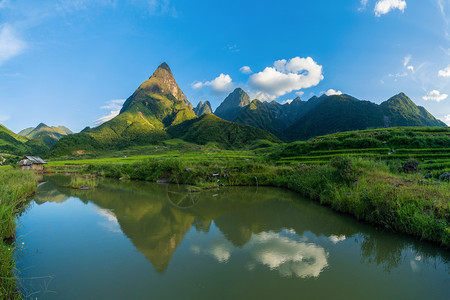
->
403 55 411 67
359 0 369 11
438 64 450 77
0 24 27 65
442 114 450 126
295 91 304 97
402 55 415 73
94 99 125 125
247 232 328 278
325 89 343 96
280 99 293 105
240 66 252 74
192 74 234 94
329 235 346 244
422 90 448 102
374 0 407 16
249 57 323 100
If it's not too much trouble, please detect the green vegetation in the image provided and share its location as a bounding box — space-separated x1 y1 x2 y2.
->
52 154 448 246
167 113 280 148
285 93 446 141
70 176 98 189
43 127 450 247
18 123 72 148
0 169 37 299
193 101 212 116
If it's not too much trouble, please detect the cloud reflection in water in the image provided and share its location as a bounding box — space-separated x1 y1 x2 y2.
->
191 230 329 278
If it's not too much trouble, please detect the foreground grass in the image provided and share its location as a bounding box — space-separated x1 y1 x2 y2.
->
77 156 449 247
0 169 37 299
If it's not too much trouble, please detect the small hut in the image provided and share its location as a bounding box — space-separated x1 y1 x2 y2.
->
18 156 48 171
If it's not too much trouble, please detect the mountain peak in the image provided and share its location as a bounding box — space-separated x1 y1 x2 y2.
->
156 62 171 73
36 123 48 129
214 88 251 121
120 62 193 114
194 100 212 116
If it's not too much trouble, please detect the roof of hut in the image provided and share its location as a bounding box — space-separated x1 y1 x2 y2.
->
18 156 48 166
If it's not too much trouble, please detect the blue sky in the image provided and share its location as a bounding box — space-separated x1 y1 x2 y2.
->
0 0 449 132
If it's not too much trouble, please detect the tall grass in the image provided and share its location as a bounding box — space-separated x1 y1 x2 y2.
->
0 169 37 299
70 176 98 189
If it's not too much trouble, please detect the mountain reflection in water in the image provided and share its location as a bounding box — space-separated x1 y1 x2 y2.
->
35 175 448 275
16 175 449 299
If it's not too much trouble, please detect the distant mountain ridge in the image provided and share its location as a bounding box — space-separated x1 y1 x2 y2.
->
214 89 446 141
49 62 446 155
19 123 72 147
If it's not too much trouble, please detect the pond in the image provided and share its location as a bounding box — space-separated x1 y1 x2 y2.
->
15 175 449 299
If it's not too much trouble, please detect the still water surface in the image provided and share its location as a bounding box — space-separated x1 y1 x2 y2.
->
15 175 449 299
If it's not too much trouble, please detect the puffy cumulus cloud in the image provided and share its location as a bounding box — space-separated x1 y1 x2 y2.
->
249 57 323 99
94 99 125 125
190 237 234 263
438 64 450 77
374 0 406 16
325 89 343 96
247 232 328 278
422 90 448 102
192 74 234 94
329 235 346 244
0 24 26 65
189 230 329 278
240 66 252 74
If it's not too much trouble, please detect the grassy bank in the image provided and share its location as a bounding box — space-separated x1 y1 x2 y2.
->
0 169 37 299
80 156 449 247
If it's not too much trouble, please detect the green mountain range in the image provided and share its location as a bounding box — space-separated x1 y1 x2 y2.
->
215 88 446 141
18 123 72 147
52 63 277 156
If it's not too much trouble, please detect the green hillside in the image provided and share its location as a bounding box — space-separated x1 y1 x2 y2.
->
167 113 280 148
0 123 28 154
234 99 288 138
380 93 446 127
18 123 72 147
285 93 446 141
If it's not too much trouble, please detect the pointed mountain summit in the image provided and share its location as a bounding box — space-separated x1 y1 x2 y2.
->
194 101 212 116
214 88 250 121
380 93 445 127
52 63 197 155
121 62 192 113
